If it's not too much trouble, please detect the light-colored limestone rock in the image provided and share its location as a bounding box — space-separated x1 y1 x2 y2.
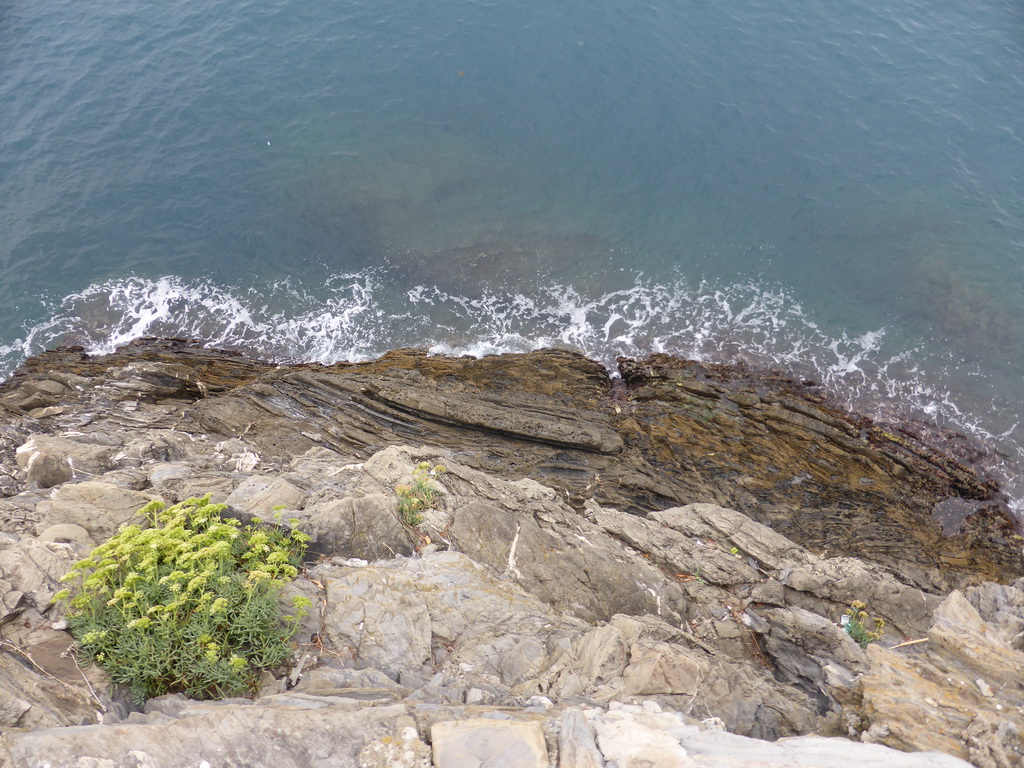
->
310 548 818 738
0 534 77 608
0 576 23 623
1 701 410 768
681 728 974 766
16 436 114 489
0 689 32 728
34 481 156 541
146 461 193 489
118 431 195 466
431 718 548 768
36 522 95 556
532 614 815 739
322 565 434 678
327 446 689 625
224 474 306 516
306 493 413 560
647 503 940 637
591 706 696 768
592 505 761 586
317 550 582 685
559 709 605 768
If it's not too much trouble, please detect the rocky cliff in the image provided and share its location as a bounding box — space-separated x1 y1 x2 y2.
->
0 338 1021 767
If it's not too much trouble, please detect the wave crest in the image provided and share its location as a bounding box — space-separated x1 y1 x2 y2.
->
1 271 1019 509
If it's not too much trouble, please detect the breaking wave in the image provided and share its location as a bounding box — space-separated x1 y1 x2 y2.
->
1 271 1020 510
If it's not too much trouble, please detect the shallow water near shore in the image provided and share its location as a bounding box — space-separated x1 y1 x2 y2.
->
2 1 1023 507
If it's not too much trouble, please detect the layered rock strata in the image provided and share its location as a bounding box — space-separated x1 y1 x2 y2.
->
0 339 1021 767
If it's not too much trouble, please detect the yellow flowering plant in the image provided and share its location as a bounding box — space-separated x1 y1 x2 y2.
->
842 600 886 648
53 496 311 703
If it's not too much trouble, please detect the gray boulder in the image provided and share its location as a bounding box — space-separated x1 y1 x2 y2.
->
36 523 95 556
315 551 584 684
15 436 114 489
33 481 156 541
0 534 78 610
306 494 414 560
224 474 306 516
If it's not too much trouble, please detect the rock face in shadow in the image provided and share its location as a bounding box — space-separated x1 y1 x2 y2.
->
2 339 1018 591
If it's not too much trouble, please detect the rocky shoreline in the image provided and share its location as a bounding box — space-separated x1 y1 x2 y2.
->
0 338 1022 767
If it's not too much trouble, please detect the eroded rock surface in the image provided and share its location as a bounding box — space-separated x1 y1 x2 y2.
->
845 585 1024 767
0 340 1022 767
1 340 1017 590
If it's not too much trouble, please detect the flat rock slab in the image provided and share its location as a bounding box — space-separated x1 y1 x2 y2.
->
682 730 974 767
431 718 548 768
1 701 409 768
558 709 604 768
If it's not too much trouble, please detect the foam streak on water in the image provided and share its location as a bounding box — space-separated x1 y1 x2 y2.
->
0 274 960 398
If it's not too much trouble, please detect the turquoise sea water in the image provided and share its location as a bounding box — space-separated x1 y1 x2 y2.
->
2 1 1024 505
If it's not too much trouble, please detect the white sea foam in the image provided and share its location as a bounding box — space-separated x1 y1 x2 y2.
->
3 271 1021 511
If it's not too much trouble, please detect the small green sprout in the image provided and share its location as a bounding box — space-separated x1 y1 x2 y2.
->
396 462 446 527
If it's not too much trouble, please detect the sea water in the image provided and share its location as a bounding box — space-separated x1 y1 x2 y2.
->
2 0 1023 506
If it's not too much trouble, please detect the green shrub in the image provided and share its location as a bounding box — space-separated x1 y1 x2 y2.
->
395 462 446 527
843 600 886 648
52 496 311 704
